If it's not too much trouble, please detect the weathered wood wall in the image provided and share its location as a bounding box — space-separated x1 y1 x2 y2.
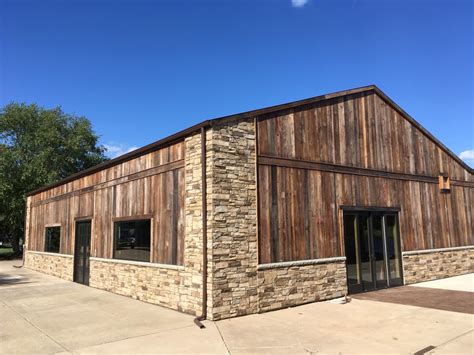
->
258 92 471 182
27 89 474 266
28 141 185 265
257 91 473 263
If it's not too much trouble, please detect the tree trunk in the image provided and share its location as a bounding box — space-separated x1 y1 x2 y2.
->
11 234 20 254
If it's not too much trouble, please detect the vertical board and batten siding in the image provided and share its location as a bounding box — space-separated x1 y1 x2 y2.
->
257 91 473 264
28 141 185 265
258 92 471 181
258 166 337 261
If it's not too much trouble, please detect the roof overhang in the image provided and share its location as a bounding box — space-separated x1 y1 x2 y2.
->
27 84 472 196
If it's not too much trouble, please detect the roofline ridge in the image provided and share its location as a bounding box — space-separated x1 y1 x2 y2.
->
27 84 472 196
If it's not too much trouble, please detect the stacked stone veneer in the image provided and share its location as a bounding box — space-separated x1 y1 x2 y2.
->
25 251 73 281
181 132 207 315
206 119 258 320
89 259 186 311
403 246 474 285
257 259 347 312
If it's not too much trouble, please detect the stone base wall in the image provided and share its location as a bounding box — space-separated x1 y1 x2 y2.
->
25 251 73 281
403 246 474 285
89 259 194 313
24 252 199 315
257 258 347 313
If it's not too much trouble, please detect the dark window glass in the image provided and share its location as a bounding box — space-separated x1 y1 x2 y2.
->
371 215 387 285
385 215 402 280
343 214 360 286
359 215 373 286
114 220 151 262
45 226 61 253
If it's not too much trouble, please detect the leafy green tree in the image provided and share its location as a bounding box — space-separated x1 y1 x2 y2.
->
0 103 108 253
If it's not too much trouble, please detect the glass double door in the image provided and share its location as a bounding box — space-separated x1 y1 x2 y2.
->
343 211 403 294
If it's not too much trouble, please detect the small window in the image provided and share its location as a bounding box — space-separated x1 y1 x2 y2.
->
439 173 450 193
114 219 151 262
45 226 61 253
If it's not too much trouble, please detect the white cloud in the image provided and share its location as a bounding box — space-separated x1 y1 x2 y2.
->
460 149 474 162
460 150 474 160
291 0 309 7
104 143 139 159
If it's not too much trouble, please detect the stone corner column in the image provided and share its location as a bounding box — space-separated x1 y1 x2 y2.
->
182 132 205 316
207 118 258 320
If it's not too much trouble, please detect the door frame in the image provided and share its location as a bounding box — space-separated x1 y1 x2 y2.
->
73 218 92 285
342 207 403 294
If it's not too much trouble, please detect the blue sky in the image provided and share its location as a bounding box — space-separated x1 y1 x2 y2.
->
1 0 473 165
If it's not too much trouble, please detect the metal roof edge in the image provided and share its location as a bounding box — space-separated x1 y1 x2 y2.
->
28 84 471 196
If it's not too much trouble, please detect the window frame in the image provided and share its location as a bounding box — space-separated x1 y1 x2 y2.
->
112 216 153 263
44 224 61 253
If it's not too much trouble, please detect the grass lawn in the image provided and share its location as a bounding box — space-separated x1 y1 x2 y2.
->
0 247 14 256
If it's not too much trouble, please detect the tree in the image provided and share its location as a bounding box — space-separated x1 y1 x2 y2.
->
0 103 108 253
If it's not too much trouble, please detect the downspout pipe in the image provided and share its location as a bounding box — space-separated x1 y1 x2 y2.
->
194 127 208 329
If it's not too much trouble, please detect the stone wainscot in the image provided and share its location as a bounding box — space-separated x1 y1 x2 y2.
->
403 246 474 284
257 257 347 313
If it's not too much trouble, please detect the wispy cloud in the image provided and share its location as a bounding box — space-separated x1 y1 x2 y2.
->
460 149 474 164
104 143 139 158
291 0 309 8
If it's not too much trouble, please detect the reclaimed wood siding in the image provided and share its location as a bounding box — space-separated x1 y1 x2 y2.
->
257 92 473 263
28 142 185 265
258 92 471 182
334 175 473 252
258 166 338 262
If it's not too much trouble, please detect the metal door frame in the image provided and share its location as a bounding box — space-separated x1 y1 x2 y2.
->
343 208 403 294
73 219 91 285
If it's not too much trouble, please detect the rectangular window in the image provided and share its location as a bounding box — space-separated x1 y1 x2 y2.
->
114 219 151 262
45 226 61 253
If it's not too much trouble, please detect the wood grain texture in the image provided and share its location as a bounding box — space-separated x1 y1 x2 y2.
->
257 92 473 263
258 166 473 263
28 142 185 265
258 92 472 182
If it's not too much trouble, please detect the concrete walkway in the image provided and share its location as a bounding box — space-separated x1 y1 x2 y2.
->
0 260 472 354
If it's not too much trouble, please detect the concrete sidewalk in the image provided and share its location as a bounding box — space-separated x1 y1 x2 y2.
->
1 260 472 354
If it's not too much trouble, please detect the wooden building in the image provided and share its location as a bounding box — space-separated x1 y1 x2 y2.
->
24 85 473 320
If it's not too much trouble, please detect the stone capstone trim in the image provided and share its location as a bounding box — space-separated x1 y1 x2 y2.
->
258 257 346 270
89 257 184 270
24 250 73 281
28 250 73 258
403 247 474 285
402 245 474 256
257 259 347 313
